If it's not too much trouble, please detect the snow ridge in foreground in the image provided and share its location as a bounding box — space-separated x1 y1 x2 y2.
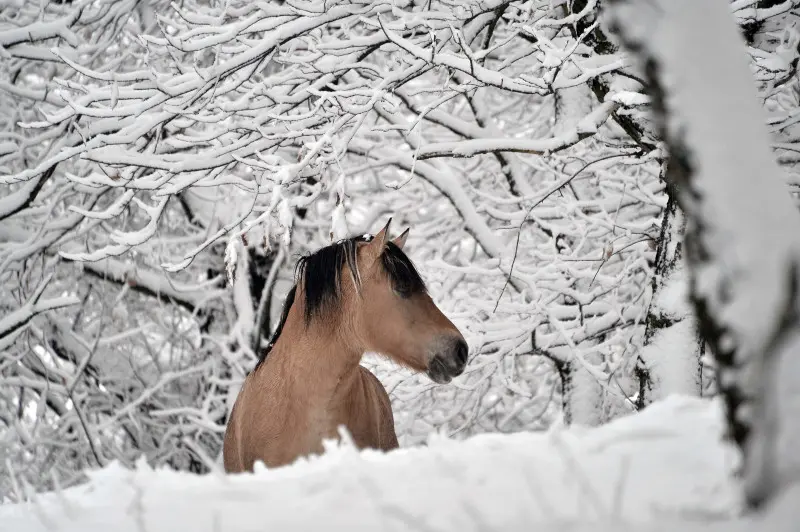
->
0 396 774 531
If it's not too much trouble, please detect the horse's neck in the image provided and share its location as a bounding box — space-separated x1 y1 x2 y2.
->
271 312 363 406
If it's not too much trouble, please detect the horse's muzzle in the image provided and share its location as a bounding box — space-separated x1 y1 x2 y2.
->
427 337 468 384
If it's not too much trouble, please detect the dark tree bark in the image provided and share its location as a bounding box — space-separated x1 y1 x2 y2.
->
636 174 705 409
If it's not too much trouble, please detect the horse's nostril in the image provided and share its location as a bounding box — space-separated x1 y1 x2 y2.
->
455 339 468 366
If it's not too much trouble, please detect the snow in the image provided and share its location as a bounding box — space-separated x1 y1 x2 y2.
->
641 320 700 398
0 13 79 48
224 236 255 354
415 101 619 159
607 91 650 107
640 242 703 400
0 273 79 350
5 395 792 532
380 14 549 95
568 358 604 426
74 257 218 312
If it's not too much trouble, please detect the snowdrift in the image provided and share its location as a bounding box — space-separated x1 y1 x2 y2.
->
2 395 796 531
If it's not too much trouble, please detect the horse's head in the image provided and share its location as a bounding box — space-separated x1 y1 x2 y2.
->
346 220 468 384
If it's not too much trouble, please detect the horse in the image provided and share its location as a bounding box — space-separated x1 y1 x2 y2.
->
223 219 468 472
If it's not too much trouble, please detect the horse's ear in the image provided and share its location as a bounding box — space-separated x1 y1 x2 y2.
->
363 218 392 263
392 228 409 250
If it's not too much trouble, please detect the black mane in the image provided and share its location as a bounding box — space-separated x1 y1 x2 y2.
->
254 234 425 368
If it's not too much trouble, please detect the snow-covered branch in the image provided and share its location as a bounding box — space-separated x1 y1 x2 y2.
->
415 102 618 159
0 274 80 345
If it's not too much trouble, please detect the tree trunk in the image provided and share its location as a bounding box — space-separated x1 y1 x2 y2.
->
565 357 604 426
637 181 704 408
609 0 800 510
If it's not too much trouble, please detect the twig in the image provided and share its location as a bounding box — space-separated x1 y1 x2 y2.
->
590 237 654 286
251 247 286 353
494 152 638 311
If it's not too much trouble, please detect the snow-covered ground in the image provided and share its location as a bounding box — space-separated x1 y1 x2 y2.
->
2 395 798 531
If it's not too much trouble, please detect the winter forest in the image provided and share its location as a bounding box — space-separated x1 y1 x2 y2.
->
1 0 800 529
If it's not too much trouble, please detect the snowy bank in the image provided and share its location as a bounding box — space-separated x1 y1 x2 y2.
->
0 396 779 531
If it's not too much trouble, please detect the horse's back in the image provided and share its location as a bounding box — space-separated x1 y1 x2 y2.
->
223 382 247 473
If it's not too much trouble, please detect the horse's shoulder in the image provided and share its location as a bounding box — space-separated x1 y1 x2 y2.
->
357 365 398 450
359 366 389 400
358 365 382 386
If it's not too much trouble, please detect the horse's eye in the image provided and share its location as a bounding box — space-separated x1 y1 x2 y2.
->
394 285 412 299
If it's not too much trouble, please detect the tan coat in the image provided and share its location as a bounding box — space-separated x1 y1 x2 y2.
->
223 307 398 471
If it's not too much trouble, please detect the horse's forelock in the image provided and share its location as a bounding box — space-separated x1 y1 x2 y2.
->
296 236 368 324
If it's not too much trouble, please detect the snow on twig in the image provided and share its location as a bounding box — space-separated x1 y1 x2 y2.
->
0 273 80 344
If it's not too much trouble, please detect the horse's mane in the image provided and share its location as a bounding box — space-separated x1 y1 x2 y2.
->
254 234 426 368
